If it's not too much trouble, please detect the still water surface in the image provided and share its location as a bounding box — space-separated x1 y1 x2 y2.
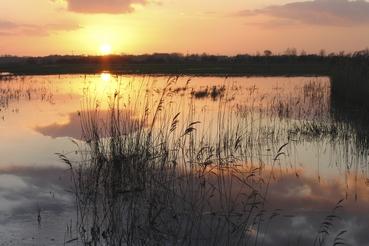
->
0 74 368 245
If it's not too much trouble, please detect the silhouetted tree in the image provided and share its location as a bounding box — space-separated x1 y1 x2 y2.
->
264 50 272 57
284 48 297 56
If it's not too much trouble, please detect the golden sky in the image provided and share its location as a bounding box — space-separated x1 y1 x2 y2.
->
1 0 369 56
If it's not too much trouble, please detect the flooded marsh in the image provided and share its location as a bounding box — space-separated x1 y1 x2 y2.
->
0 74 368 245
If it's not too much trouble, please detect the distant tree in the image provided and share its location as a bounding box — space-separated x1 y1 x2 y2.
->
264 50 272 57
354 49 369 57
284 48 297 56
319 49 326 57
300 50 307 56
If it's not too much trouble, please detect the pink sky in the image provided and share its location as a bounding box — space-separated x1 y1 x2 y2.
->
1 0 369 56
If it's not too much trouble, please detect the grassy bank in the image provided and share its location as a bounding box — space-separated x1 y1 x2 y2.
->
0 62 332 76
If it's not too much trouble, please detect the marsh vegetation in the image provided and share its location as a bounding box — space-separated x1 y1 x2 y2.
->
50 74 368 245
1 69 369 245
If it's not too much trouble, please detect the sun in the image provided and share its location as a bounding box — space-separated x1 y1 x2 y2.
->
100 43 112 55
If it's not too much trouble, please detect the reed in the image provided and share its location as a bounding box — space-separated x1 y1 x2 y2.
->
51 74 357 245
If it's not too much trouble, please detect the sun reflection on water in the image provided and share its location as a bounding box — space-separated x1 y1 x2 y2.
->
100 72 111 82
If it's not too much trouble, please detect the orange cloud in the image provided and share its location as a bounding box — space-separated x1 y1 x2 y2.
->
64 0 148 14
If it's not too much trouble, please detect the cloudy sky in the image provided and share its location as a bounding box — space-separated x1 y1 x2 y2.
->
1 0 369 55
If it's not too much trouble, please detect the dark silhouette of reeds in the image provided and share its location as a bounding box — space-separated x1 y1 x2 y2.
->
58 77 276 245
53 74 362 245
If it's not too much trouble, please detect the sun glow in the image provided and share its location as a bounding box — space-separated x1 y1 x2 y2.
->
100 43 112 55
100 72 111 82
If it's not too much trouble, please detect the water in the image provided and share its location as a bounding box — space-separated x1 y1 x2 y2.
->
0 74 368 245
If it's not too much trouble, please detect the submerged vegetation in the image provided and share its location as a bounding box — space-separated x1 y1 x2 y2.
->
191 85 226 100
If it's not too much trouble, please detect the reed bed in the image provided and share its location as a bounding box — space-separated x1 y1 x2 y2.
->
54 75 363 245
58 77 271 245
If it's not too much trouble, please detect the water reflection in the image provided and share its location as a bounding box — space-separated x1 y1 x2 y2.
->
263 171 369 246
100 72 111 82
0 74 368 245
35 109 144 140
0 166 76 245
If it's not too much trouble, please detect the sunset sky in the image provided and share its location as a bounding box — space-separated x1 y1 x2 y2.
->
1 0 369 56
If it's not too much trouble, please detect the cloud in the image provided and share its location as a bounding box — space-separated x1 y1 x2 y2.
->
0 20 18 29
63 0 149 14
0 20 81 36
238 0 369 27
